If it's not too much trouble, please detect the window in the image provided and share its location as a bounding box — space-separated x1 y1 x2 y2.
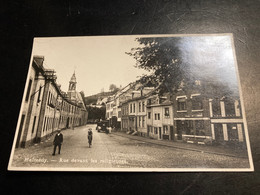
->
139 102 141 112
165 107 170 117
163 125 168 134
147 99 151 105
154 113 160 120
227 124 239 141
37 86 42 103
195 120 205 135
195 80 201 86
47 92 50 105
133 103 135 113
130 104 132 113
148 126 152 133
139 116 141 127
192 96 203 110
148 112 151 119
142 116 145 127
31 116 37 134
225 98 236 116
25 79 32 102
142 102 145 112
46 117 49 131
154 127 158 134
177 98 186 111
43 117 46 132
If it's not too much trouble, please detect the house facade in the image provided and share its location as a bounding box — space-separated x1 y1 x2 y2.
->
147 95 174 140
172 81 246 145
172 90 211 144
209 97 245 145
15 56 88 148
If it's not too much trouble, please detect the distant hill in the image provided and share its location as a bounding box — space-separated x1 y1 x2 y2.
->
84 90 118 105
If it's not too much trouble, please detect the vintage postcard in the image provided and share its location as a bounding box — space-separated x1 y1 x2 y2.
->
8 34 254 171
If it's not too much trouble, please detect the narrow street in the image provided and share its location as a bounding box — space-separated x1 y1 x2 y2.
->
11 124 250 169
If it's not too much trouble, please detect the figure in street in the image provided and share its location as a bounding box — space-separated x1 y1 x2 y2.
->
88 128 93 148
52 130 63 155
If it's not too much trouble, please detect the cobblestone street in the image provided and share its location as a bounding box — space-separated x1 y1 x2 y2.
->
10 124 250 170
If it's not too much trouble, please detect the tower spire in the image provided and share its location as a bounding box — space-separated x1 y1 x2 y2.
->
69 71 77 89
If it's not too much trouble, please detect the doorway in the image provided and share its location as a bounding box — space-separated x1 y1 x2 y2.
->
214 123 224 142
66 117 70 128
170 126 174 141
176 120 183 140
16 114 25 148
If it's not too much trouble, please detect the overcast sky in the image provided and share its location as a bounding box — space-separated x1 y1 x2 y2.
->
32 35 239 96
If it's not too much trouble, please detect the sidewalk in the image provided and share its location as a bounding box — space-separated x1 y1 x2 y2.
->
112 131 248 159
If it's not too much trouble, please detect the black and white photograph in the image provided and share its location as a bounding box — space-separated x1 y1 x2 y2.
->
8 34 254 171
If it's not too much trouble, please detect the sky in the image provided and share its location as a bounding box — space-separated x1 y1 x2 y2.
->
32 36 149 96
32 34 239 96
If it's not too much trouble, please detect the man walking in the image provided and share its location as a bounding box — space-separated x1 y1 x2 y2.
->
88 128 93 147
52 130 63 156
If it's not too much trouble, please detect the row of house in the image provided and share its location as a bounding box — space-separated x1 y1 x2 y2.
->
106 80 246 146
15 56 88 148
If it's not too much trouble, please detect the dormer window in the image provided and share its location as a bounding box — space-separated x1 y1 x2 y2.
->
195 80 201 86
164 107 170 117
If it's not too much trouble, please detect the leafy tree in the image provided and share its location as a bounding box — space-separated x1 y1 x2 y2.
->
87 106 106 120
127 37 233 97
84 97 97 105
127 37 193 95
109 84 118 92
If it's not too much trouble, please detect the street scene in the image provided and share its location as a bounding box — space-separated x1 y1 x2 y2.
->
8 35 253 171
11 124 249 169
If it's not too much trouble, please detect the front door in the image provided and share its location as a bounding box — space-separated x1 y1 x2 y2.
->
214 123 224 142
176 121 183 140
170 126 174 141
159 127 162 139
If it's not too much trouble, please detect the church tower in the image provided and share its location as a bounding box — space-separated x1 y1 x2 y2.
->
67 71 77 101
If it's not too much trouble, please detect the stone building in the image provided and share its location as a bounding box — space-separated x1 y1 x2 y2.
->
146 94 174 140
15 56 88 148
120 87 154 136
209 96 245 144
120 78 246 146
105 82 143 128
172 80 245 145
172 91 212 144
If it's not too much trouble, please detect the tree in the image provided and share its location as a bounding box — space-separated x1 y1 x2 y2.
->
109 84 119 92
126 37 193 95
87 106 106 120
127 37 233 97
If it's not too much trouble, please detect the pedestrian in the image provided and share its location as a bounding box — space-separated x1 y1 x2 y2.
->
88 128 93 147
52 130 63 156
